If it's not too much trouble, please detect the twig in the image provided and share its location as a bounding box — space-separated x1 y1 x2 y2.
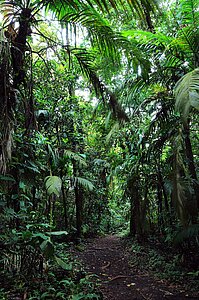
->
101 261 111 270
108 275 130 282
87 248 105 251
137 290 152 300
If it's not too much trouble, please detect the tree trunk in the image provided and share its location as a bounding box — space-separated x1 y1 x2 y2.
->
129 174 141 236
183 122 199 219
157 180 163 229
74 185 83 237
12 8 31 87
62 185 69 230
9 166 20 229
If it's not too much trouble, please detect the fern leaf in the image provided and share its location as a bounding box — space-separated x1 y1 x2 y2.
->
64 150 87 167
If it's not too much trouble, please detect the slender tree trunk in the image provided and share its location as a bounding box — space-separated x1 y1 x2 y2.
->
12 8 31 87
97 168 108 227
157 180 163 229
157 168 172 226
184 122 197 181
62 185 69 230
130 196 137 236
0 33 14 173
72 159 83 237
141 0 155 32
75 186 83 237
140 179 149 233
5 8 33 228
183 122 199 217
9 166 20 229
129 174 141 236
32 186 37 210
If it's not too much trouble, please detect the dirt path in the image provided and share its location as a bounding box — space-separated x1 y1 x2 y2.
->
75 235 197 300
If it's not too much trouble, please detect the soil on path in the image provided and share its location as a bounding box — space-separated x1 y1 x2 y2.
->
75 235 198 300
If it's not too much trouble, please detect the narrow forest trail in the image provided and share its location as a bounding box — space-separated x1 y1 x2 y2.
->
75 235 197 300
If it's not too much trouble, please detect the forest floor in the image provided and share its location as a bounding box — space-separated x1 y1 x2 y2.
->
74 235 199 300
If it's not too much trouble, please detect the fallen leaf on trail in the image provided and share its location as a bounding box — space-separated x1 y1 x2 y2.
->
159 288 173 295
127 283 136 287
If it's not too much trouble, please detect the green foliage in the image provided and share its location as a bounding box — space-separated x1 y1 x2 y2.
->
174 224 199 245
64 150 87 167
0 0 199 297
128 237 190 282
74 177 94 191
174 68 199 121
45 176 62 196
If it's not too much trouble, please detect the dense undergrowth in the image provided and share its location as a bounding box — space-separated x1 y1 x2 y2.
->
0 232 101 300
1 226 199 299
124 235 199 294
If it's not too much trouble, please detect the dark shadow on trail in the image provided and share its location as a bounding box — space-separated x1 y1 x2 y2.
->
75 235 198 300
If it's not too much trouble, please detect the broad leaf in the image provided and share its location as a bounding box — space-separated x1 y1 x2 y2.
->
47 231 68 236
55 257 72 271
45 176 62 196
174 68 199 121
33 232 49 241
40 239 55 259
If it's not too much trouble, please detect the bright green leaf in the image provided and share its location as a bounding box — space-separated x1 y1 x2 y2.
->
45 176 62 196
55 257 72 271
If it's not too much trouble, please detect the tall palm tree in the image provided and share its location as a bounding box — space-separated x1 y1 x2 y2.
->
0 0 158 173
117 0 199 227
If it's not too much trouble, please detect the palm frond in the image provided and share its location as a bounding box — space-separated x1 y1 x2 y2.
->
54 6 150 71
71 48 129 121
46 0 158 21
74 176 94 191
122 28 197 78
122 29 172 48
136 94 178 162
177 0 199 26
46 0 116 16
173 0 199 67
61 8 122 63
174 68 199 121
64 150 87 167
